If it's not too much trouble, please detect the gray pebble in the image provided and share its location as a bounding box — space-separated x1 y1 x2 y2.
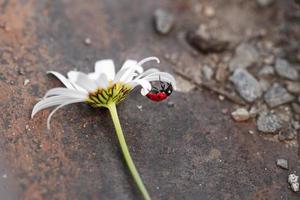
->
229 43 259 71
154 9 174 35
186 26 229 53
230 69 262 103
264 83 295 108
257 0 274 7
202 65 214 81
258 65 274 77
275 58 298 81
257 112 282 133
276 158 288 169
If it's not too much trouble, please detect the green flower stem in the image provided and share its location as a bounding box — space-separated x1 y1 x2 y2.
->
107 103 151 200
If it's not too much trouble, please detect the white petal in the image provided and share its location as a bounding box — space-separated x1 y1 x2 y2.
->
88 72 99 80
136 57 160 67
47 71 74 89
67 71 80 82
68 71 98 92
135 68 160 79
46 99 85 129
114 59 138 83
43 87 88 98
96 73 109 89
31 96 85 118
129 79 152 96
95 59 115 81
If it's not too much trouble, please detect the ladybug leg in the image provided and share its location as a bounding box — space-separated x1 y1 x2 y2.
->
151 86 160 94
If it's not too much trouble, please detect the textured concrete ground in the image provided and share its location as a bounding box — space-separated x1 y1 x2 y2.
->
0 0 299 199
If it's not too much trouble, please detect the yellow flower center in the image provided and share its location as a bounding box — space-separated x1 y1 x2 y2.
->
86 83 132 107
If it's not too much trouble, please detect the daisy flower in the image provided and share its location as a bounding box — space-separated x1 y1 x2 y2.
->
31 56 176 200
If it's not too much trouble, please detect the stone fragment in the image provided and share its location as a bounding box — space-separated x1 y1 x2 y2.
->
257 112 282 133
231 108 250 122
275 58 298 81
259 79 270 92
264 83 295 108
276 159 288 170
230 69 262 103
154 9 174 35
202 65 214 81
229 43 259 71
292 103 300 114
278 127 297 141
203 6 215 17
258 65 274 77
186 26 229 53
286 81 300 94
84 37 91 45
215 64 228 82
288 174 299 192
256 0 274 7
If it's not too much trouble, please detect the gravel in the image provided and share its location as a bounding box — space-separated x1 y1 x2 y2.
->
286 81 300 94
230 69 262 103
231 108 250 122
256 112 282 133
275 58 298 81
154 9 174 35
186 26 229 53
276 159 288 170
229 43 259 71
264 83 295 108
202 65 214 81
258 65 275 77
256 0 274 7
288 174 299 192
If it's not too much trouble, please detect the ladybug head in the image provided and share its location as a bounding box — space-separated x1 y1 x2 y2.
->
165 83 173 96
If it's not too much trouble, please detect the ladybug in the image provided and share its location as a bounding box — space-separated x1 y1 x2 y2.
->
146 81 173 102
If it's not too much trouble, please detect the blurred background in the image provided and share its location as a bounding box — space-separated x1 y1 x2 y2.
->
0 0 300 199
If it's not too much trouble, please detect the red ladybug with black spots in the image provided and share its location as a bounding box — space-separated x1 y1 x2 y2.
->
146 80 173 102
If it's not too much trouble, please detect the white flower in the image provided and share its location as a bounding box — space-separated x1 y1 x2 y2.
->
31 56 176 129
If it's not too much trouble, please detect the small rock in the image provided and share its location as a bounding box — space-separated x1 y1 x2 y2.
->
249 106 260 118
154 9 174 35
23 79 30 86
278 128 297 141
17 67 26 75
257 112 282 133
203 5 215 17
259 79 270 92
218 95 225 101
202 65 214 81
264 83 295 108
286 81 300 94
186 26 229 53
215 64 228 82
288 174 299 192
167 101 175 107
258 65 274 77
278 122 297 141
292 103 300 114
249 130 254 134
84 37 91 45
292 120 300 130
276 159 288 169
230 69 262 103
229 43 259 71
275 58 298 81
2 174 7 179
231 108 250 122
137 105 143 111
256 0 274 7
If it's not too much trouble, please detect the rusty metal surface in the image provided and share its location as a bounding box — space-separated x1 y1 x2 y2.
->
0 0 299 199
